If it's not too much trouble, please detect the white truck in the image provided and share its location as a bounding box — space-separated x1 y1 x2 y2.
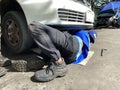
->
1 0 94 54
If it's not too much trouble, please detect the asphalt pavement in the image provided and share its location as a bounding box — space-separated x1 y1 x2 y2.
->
0 28 120 90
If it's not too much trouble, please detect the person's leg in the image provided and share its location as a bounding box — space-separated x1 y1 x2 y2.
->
30 22 61 60
29 21 77 62
29 21 70 51
29 21 67 82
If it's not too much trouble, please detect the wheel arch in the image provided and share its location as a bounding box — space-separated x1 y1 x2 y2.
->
1 0 28 25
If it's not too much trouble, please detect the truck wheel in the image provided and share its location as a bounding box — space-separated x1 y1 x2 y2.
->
2 11 33 54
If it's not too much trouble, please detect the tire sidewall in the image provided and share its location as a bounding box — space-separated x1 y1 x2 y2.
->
117 17 120 27
2 11 33 54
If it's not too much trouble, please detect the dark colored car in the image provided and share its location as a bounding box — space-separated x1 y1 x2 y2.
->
95 1 120 28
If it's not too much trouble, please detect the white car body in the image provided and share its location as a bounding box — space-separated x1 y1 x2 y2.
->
17 0 94 29
1 0 95 53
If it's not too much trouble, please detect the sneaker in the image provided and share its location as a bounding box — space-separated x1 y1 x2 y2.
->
35 59 68 82
0 67 7 77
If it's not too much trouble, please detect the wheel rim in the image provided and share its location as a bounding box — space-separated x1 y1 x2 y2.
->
5 19 20 46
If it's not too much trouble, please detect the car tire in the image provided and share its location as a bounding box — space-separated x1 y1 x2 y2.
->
117 17 120 28
2 11 33 54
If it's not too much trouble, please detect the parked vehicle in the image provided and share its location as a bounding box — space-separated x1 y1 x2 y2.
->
1 0 94 54
95 1 120 28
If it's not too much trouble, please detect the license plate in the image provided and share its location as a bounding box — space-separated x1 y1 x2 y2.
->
86 11 94 22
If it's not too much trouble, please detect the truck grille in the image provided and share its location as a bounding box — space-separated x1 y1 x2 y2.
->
58 8 85 23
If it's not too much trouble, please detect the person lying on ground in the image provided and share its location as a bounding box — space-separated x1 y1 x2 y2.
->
29 21 97 82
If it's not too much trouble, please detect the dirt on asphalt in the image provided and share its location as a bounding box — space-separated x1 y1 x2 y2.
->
0 29 120 90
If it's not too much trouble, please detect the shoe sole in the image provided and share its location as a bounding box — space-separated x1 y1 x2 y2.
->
11 54 45 72
12 60 27 72
12 59 45 72
0 54 11 67
0 68 7 77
